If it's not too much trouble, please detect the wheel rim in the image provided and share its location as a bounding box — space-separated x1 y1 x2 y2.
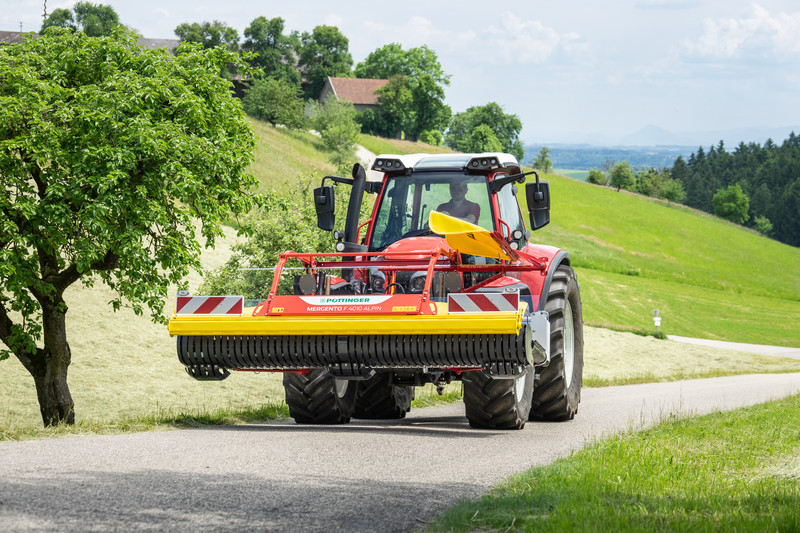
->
564 300 575 388
334 378 349 398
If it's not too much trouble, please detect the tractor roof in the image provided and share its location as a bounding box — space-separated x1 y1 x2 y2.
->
371 153 521 177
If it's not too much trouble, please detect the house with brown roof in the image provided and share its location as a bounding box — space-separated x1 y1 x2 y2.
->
319 77 388 113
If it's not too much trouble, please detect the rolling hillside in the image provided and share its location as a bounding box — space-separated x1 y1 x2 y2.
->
2 121 799 435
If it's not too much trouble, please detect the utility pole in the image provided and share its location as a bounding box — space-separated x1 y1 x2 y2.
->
43 0 48 20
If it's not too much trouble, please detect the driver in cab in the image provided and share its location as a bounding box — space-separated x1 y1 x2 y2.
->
436 181 480 224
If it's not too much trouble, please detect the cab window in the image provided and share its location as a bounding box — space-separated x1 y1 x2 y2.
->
496 182 525 240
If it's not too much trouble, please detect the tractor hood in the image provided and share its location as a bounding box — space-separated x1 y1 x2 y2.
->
382 236 451 260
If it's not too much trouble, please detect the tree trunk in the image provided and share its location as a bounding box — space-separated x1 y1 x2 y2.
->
32 356 74 426
16 300 75 426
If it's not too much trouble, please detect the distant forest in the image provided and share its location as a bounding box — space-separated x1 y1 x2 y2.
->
671 134 800 247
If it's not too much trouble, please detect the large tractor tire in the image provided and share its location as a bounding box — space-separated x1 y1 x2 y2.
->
463 366 534 430
283 368 357 424
531 265 584 421
354 372 415 419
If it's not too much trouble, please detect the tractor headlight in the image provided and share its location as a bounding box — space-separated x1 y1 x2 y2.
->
370 269 386 292
409 272 427 293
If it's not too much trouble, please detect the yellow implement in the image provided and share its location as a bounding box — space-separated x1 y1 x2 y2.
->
168 302 525 337
428 211 515 261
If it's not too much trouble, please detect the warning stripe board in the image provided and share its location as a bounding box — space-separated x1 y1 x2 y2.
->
447 292 519 313
176 296 243 316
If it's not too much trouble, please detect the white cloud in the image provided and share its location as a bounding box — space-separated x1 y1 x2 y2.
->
154 8 169 19
362 12 584 66
684 3 800 59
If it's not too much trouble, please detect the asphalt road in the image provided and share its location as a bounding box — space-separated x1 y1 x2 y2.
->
2 373 799 533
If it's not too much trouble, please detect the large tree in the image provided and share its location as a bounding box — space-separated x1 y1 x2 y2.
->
242 16 300 86
295 25 353 100
445 102 524 161
355 43 451 140
354 43 450 86
0 29 259 426
174 20 240 51
41 1 120 36
713 185 750 224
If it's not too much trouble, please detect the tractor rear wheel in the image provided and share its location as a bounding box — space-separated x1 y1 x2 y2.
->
531 265 584 421
283 368 357 424
354 372 414 419
463 366 534 429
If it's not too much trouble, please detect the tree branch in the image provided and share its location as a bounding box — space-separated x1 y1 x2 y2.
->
50 249 120 293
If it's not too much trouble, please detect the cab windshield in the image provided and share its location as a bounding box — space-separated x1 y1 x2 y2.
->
369 173 492 251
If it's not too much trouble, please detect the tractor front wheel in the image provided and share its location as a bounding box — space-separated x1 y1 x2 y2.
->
283 368 357 424
531 265 584 421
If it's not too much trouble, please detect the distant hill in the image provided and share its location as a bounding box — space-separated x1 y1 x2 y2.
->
525 143 695 171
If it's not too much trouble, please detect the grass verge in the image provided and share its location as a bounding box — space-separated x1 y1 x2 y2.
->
428 393 800 532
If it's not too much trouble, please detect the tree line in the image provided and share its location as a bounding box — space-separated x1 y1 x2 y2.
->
40 3 526 164
671 135 800 246
578 134 800 247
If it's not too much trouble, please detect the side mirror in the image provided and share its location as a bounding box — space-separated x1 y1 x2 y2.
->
314 185 335 231
526 181 550 230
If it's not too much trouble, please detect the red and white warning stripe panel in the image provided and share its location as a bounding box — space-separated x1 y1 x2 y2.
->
447 292 519 313
176 296 243 316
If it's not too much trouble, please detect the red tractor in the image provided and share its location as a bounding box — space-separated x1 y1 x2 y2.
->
169 153 584 429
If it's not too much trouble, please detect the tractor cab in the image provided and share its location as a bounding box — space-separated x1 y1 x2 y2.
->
314 153 547 255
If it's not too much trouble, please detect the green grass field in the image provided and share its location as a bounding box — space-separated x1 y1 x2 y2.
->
429 392 800 532
554 168 589 181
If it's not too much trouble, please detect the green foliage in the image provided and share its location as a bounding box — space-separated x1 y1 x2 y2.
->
41 1 120 36
459 124 504 153
174 20 239 51
358 74 414 138
0 28 258 358
201 175 370 298
410 74 451 141
531 146 553 174
242 16 300 86
418 129 443 146
295 25 353 100
632 167 686 203
755 215 774 236
586 169 608 185
354 43 450 86
242 77 306 129
308 96 361 170
446 102 524 161
431 393 800 532
201 180 332 298
713 184 750 224
609 161 635 191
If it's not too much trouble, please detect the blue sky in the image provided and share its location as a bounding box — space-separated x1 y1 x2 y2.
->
4 1 800 146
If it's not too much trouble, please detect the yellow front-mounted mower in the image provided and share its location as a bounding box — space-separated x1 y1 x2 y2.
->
168 153 583 429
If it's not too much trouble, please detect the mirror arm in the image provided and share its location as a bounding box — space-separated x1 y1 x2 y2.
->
489 170 539 193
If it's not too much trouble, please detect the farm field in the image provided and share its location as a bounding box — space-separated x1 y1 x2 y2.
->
2 121 799 438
